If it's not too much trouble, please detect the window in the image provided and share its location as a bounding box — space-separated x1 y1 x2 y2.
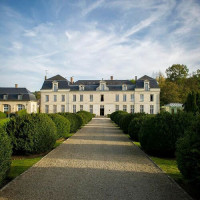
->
4 104 9 112
123 105 127 112
131 94 134 102
80 95 83 102
79 85 84 91
101 94 104 102
73 105 76 113
18 95 22 100
53 83 58 92
61 105 65 113
140 94 144 102
90 95 93 102
62 95 65 102
116 94 119 102
90 105 93 114
18 104 24 111
53 105 57 113
130 105 134 113
45 95 49 102
140 105 144 113
3 95 8 100
115 105 119 111
54 95 57 102
123 94 126 102
101 84 105 91
150 105 154 114
73 95 76 102
80 105 83 111
122 84 127 91
150 94 154 102
45 105 49 113
145 82 149 91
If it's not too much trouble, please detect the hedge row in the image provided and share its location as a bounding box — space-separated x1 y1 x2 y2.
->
110 110 200 186
76 111 93 125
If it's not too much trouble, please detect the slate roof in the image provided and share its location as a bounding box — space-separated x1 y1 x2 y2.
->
41 75 159 91
0 88 37 101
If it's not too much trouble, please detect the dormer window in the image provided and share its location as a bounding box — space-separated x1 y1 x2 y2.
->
53 81 58 92
97 80 109 91
18 95 22 100
101 84 105 91
3 95 8 100
79 85 84 91
122 84 127 91
144 81 149 91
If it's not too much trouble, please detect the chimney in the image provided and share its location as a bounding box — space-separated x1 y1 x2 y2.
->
110 76 113 80
135 76 137 81
70 77 74 84
45 76 47 80
15 84 18 88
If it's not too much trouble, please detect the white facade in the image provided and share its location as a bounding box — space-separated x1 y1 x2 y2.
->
40 75 160 116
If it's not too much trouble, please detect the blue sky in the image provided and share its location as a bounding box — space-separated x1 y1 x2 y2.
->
0 0 200 91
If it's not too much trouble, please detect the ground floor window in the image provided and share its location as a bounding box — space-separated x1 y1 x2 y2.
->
53 105 57 113
140 105 144 113
90 105 93 114
73 105 76 113
130 105 134 113
18 104 25 111
123 105 127 112
3 104 10 112
61 105 65 113
150 105 154 114
115 105 119 111
45 105 49 113
80 105 83 111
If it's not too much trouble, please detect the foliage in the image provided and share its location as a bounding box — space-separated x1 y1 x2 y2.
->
6 114 57 154
112 111 128 125
0 126 12 186
16 109 27 117
59 113 82 133
176 116 200 186
33 91 41 100
76 111 93 125
128 114 147 141
0 118 10 128
0 111 7 119
184 92 199 113
48 114 70 139
139 112 186 157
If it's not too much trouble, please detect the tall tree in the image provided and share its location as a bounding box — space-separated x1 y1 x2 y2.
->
184 92 198 113
166 64 189 83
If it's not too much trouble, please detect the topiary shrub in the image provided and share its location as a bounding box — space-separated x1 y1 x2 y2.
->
0 126 12 186
48 114 70 139
59 113 83 133
111 111 128 126
0 111 6 119
6 114 57 154
16 109 27 117
176 116 200 186
76 111 93 125
139 112 179 157
128 113 147 141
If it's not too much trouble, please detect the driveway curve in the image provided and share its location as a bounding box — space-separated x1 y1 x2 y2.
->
0 118 191 200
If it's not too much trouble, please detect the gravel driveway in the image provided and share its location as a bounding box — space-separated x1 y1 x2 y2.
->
0 118 191 200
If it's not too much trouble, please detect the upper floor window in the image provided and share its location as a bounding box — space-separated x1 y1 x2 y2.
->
122 84 127 91
80 95 83 102
90 105 93 114
79 85 84 91
3 95 8 100
150 94 154 102
131 94 134 102
123 94 126 102
144 82 149 91
18 95 22 100
140 94 144 102
54 95 57 102
101 84 105 91
73 95 76 102
45 95 49 102
101 94 104 102
62 95 65 102
90 95 93 102
116 94 119 102
53 83 58 92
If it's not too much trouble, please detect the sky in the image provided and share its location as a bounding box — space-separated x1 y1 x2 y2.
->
0 0 200 91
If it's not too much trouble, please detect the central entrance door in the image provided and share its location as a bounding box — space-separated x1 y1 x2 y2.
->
100 105 104 116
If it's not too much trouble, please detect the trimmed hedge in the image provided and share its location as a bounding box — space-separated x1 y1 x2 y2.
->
0 126 12 186
77 111 93 125
176 116 200 186
48 114 70 139
59 113 83 133
128 113 147 141
16 109 27 117
6 114 57 154
111 111 128 125
0 111 6 119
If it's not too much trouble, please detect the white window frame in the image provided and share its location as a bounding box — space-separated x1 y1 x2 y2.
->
3 104 9 112
54 95 57 102
73 105 76 113
123 105 127 112
53 105 57 113
90 105 93 114
140 94 144 102
115 105 119 111
73 95 76 102
123 94 126 102
61 105 65 113
130 105 134 113
131 94 134 102
80 94 83 102
150 105 154 114
140 105 144 113
90 95 93 102
145 82 149 91
45 105 49 113
45 95 49 102
18 95 22 100
3 95 8 100
80 105 83 111
18 104 24 111
116 94 119 102
62 95 65 102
